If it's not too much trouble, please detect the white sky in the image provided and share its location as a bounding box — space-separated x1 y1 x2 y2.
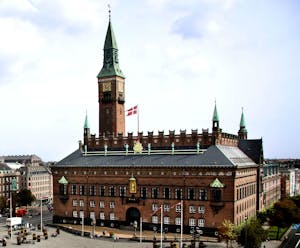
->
0 0 299 161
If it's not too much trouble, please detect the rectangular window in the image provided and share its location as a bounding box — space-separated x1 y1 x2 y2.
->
72 211 78 218
141 187 147 199
72 200 78 207
175 217 181 225
198 206 205 214
152 215 158 224
152 203 158 212
188 188 195 200
199 189 208 200
164 204 170 212
100 201 105 208
189 218 195 227
119 186 126 197
164 216 170 224
189 205 196 214
71 185 77 195
176 204 181 213
59 184 67 195
79 185 85 195
152 187 159 199
110 202 115 209
198 218 205 227
79 200 84 207
175 188 182 200
164 187 170 199
109 212 115 220
90 200 95 208
109 186 115 197
100 212 105 220
90 185 96 196
100 186 105 197
79 211 84 218
90 212 95 219
211 189 222 202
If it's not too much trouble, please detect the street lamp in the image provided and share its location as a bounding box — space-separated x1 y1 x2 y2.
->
91 218 96 238
10 178 18 240
244 216 248 248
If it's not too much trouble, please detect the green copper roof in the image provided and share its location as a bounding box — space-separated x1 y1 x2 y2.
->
84 112 89 129
58 176 68 185
104 21 118 50
240 109 246 128
212 102 219 122
210 178 224 188
97 20 125 78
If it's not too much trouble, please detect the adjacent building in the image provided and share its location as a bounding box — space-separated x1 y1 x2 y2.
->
2 155 53 203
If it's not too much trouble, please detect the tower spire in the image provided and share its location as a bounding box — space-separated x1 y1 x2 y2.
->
238 107 248 139
212 100 219 122
97 10 125 78
83 111 91 146
212 101 221 144
84 110 89 129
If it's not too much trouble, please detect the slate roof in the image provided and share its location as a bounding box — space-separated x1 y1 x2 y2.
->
0 162 12 171
53 145 257 168
238 139 263 164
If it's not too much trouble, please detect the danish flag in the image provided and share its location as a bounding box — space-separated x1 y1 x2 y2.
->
126 105 138 116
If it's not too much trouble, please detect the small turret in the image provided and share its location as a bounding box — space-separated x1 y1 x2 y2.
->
212 101 221 145
212 101 220 132
84 112 91 146
238 108 248 140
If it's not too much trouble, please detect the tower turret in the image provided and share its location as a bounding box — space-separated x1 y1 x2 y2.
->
212 102 221 145
212 101 220 132
238 108 248 140
97 11 125 137
83 112 90 146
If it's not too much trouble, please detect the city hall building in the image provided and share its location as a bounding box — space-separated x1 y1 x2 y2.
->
52 16 263 236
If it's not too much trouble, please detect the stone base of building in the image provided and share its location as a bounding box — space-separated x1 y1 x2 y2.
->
53 215 219 237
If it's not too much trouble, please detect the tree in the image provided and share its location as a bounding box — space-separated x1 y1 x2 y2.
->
219 219 237 248
0 196 6 213
16 189 36 206
237 218 268 248
269 198 300 239
291 195 300 209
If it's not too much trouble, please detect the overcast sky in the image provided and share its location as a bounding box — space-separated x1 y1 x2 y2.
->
0 0 299 161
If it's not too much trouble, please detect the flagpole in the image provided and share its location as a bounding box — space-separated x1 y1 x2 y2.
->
137 104 140 135
140 217 142 244
160 205 163 248
180 200 183 248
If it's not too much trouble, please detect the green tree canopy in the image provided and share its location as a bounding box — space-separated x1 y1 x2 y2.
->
268 198 300 239
16 189 36 206
238 218 268 248
291 195 300 209
0 196 6 212
219 219 237 248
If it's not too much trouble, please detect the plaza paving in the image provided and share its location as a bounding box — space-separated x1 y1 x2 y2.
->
0 225 282 247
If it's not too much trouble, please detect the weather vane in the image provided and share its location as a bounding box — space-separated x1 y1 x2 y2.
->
108 4 111 21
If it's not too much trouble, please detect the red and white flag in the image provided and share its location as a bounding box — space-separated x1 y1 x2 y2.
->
126 105 138 116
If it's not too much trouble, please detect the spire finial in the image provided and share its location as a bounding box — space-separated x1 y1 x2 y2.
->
108 4 111 21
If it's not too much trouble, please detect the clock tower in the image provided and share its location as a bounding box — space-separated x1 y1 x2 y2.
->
97 16 125 137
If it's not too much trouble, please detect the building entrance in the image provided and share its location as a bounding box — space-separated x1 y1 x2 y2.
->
126 207 140 225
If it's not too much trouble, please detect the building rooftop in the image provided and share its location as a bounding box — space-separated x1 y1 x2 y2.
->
53 145 257 168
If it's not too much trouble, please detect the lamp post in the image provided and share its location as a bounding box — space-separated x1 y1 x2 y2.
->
81 214 84 237
40 198 43 232
10 178 18 240
245 216 248 248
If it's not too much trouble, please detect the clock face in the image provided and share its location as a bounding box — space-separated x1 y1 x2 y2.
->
102 82 111 92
